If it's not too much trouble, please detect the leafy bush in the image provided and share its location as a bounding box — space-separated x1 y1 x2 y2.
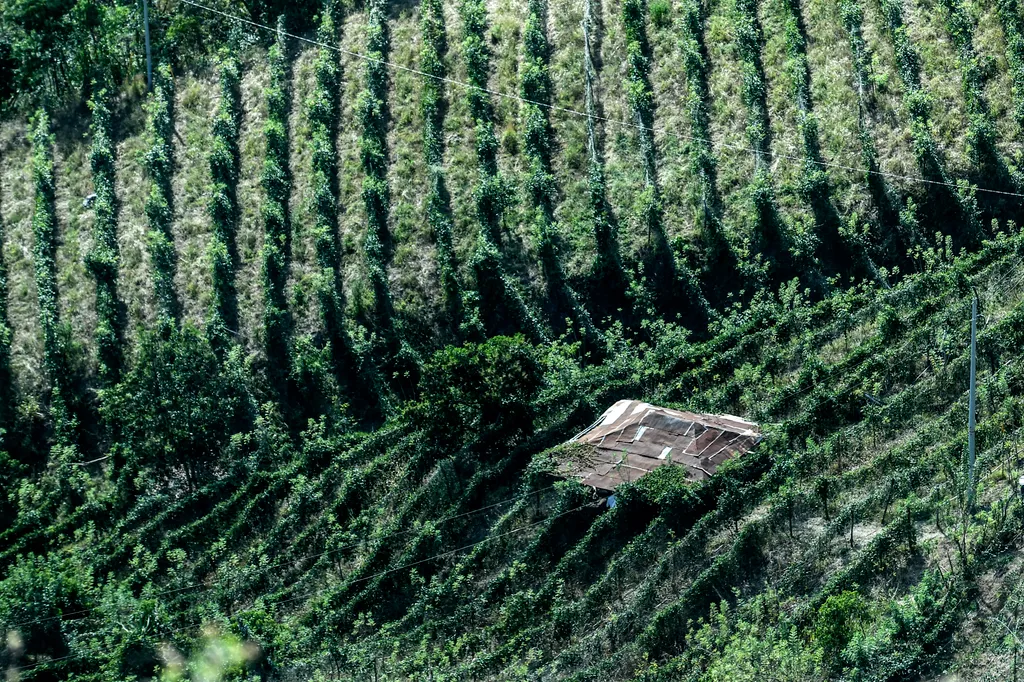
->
103 324 252 487
207 53 242 350
86 89 126 387
415 335 541 449
261 17 293 383
421 0 468 335
144 66 181 323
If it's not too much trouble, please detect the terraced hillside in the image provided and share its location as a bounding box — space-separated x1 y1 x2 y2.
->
3 0 1024 678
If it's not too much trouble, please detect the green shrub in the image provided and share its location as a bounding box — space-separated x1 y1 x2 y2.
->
86 88 125 387
207 53 241 350
415 335 542 448
649 0 671 28
261 18 293 382
143 66 181 323
421 0 468 335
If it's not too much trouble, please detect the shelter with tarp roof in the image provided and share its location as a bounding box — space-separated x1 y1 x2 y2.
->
559 400 762 494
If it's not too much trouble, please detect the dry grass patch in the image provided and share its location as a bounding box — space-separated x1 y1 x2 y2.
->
286 46 321 339
172 72 219 329
0 121 43 395
387 2 444 344
549 0 594 279
53 130 97 377
237 50 271 357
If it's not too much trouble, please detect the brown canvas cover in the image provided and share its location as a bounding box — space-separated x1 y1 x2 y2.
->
561 400 761 492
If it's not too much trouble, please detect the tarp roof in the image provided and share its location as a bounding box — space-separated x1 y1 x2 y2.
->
560 400 761 493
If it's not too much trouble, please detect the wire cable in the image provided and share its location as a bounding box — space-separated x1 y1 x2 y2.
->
177 0 1024 200
6 503 591 673
2 483 557 632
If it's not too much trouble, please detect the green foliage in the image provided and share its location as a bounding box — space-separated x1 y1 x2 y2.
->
305 10 378 414
678 0 741 300
10 2 1024 680
103 324 252 488
582 0 626 307
652 593 823 681
812 589 868 664
0 185 13 434
415 335 542 450
472 234 548 343
358 0 420 392
649 0 671 28
207 53 242 350
260 18 293 384
31 109 80 447
0 553 91 675
0 0 140 110
86 88 126 387
876 0 982 246
421 0 469 336
144 66 182 324
521 0 599 347
996 0 1024 131
460 0 512 247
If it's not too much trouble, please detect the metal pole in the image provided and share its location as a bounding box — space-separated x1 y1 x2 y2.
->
143 0 153 92
968 293 978 509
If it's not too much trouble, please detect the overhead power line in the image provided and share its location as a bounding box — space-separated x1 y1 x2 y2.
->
3 483 558 632
177 0 1024 200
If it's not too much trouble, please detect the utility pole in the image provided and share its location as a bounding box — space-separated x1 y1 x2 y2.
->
143 0 153 92
967 292 978 510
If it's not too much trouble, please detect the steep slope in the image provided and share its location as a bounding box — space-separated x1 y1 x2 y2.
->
3 0 1024 679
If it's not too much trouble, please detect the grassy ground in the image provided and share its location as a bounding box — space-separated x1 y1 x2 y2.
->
760 0 816 230
386 0 444 345
600 0 654 261
171 71 219 329
52 126 97 378
859 0 917 187
706 0 759 246
112 96 156 340
285 46 321 339
973 0 1024 168
903 0 971 174
548 0 594 279
337 9 371 316
236 49 271 357
803 0 874 222
0 122 43 395
648 0 700 246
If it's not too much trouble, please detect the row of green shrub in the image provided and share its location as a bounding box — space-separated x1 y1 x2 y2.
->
0 178 12 435
143 66 181 324
306 10 366 412
838 0 920 259
459 0 546 342
520 0 598 347
996 0 1024 130
731 0 800 287
31 112 77 445
460 0 509 248
875 0 982 246
937 0 1022 229
85 90 125 387
207 53 242 350
420 0 468 336
678 0 739 301
358 0 421 393
581 0 626 308
260 18 293 383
